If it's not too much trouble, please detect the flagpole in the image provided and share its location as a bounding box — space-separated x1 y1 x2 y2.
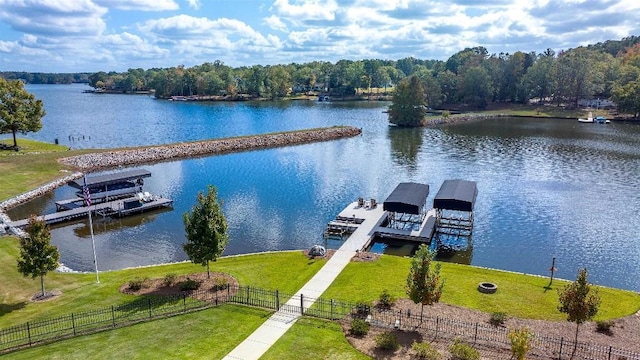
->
84 176 99 284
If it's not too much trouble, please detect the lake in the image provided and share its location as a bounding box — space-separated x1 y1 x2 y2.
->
6 84 640 291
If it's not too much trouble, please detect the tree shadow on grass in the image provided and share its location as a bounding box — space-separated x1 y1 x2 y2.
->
0 301 27 317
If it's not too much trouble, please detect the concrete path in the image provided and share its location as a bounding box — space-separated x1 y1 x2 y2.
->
222 202 385 360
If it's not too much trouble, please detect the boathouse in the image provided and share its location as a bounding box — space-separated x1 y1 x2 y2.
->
432 179 477 250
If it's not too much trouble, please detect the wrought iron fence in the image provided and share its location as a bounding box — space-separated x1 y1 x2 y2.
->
1 284 639 360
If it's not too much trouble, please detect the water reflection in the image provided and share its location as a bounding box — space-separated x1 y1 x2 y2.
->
388 126 424 171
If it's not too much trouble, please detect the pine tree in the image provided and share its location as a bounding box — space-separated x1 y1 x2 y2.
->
183 185 229 279
17 216 60 297
388 75 426 127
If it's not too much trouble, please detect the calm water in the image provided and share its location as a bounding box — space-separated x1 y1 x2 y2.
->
6 84 640 291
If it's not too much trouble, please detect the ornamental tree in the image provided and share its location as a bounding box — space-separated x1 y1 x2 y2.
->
183 185 229 279
0 78 45 148
17 216 60 297
557 268 601 359
388 75 426 127
406 244 445 319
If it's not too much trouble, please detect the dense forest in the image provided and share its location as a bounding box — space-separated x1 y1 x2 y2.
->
0 72 90 84
2 36 640 116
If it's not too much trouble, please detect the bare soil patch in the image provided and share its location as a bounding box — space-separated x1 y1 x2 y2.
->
31 290 62 302
342 298 640 359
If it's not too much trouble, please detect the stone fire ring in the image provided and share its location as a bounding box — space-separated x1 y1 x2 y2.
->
478 282 498 294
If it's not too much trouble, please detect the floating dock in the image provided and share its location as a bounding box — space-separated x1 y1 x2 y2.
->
7 197 173 228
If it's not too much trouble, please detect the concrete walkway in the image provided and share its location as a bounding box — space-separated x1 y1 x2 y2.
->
222 202 385 360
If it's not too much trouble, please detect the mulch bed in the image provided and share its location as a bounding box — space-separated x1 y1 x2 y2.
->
119 272 239 297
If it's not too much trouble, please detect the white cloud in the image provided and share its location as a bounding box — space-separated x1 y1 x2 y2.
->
263 15 288 32
184 0 201 9
94 0 179 11
102 32 170 59
270 0 338 22
0 0 107 36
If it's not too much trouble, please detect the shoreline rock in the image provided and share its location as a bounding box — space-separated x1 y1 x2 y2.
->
59 126 362 172
424 113 509 126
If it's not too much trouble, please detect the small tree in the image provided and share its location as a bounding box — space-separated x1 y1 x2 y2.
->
183 185 229 279
508 327 533 360
406 244 444 319
0 78 45 148
557 268 601 359
17 216 60 297
388 75 426 127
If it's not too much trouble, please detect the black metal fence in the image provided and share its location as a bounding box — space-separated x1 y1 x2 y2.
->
1 285 638 360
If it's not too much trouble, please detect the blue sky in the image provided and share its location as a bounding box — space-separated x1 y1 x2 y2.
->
0 0 638 73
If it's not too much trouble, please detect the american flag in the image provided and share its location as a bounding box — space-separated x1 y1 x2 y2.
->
83 177 91 207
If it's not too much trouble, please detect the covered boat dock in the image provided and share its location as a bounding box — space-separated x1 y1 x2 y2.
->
433 179 477 250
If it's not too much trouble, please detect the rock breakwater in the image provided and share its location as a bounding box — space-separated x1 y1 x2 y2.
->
424 113 508 126
60 126 361 172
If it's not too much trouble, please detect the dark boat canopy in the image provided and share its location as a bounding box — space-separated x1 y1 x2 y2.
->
433 179 477 212
383 182 430 215
69 169 151 189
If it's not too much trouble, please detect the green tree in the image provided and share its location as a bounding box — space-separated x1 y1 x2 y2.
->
406 244 444 319
17 216 60 297
458 66 492 109
0 78 45 148
557 268 601 359
183 185 229 279
388 75 426 127
612 80 640 118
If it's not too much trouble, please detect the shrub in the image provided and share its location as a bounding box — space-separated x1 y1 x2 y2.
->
489 311 508 326
179 277 201 291
355 300 372 315
378 289 396 309
128 277 148 291
163 273 177 287
412 341 442 360
508 327 533 360
374 331 399 351
350 318 370 336
442 110 450 119
449 339 479 360
212 277 229 291
596 320 614 335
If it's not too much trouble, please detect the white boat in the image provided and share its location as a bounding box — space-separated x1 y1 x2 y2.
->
578 112 594 123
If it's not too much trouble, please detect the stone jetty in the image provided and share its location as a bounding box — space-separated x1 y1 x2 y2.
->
424 113 508 126
60 126 362 172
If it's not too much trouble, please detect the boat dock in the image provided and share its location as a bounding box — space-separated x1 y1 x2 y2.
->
7 197 173 228
324 180 477 254
5 169 173 230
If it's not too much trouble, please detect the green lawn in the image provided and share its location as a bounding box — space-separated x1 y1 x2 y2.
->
321 255 640 321
262 317 370 360
2 305 271 360
0 138 91 201
0 236 326 327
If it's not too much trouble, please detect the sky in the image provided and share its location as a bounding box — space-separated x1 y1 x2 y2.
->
0 0 638 73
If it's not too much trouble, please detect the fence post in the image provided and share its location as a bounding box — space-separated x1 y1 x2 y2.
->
148 298 152 319
111 306 116 327
71 313 76 336
559 337 564 359
330 299 334 320
183 293 187 312
608 346 612 360
27 321 32 346
276 290 280 311
215 288 218 306
300 294 304 316
435 317 439 339
246 286 250 304
474 322 478 344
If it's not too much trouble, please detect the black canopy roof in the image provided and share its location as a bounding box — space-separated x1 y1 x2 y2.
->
433 179 477 212
69 169 151 189
383 182 430 215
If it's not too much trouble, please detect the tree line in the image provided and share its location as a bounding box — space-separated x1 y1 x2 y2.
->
3 36 639 116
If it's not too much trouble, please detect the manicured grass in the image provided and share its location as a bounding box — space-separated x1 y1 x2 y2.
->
0 138 92 202
2 305 271 360
262 317 371 360
0 236 326 327
321 255 640 321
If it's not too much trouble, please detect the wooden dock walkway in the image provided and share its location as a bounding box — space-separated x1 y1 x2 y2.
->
7 197 173 228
